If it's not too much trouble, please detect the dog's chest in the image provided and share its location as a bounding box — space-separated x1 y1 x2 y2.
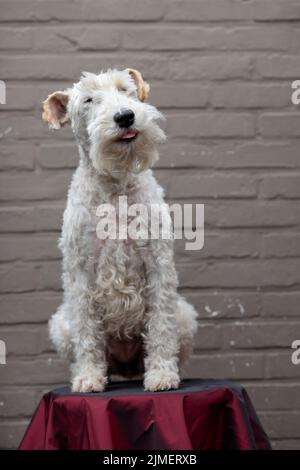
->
85 193 149 338
93 238 147 338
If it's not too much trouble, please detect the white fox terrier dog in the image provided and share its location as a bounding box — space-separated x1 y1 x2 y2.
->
43 68 198 392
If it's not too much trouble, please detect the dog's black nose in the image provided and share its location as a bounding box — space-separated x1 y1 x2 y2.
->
114 109 135 128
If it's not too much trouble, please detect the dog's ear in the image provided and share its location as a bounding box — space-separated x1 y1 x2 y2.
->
126 68 150 102
42 91 70 129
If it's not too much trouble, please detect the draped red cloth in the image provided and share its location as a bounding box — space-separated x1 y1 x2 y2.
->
19 379 271 450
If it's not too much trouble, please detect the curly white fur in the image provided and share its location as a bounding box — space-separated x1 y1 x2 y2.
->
44 68 198 392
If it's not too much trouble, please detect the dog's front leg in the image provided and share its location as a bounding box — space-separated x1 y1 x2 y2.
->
70 284 107 393
142 239 180 391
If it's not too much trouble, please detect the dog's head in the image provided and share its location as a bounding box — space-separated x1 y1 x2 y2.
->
42 69 165 176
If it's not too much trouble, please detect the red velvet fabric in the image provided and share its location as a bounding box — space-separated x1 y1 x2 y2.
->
19 380 271 450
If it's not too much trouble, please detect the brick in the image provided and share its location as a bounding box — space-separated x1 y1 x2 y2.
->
167 113 255 138
0 358 69 385
83 0 165 21
170 55 253 80
38 143 78 169
0 264 40 294
178 260 300 288
157 142 214 169
33 26 120 52
0 115 73 141
0 206 63 233
193 324 221 351
33 26 83 52
0 235 60 262
0 293 61 324
272 440 300 450
0 261 61 293
292 29 300 52
253 0 300 21
259 113 300 137
0 421 28 449
260 412 300 439
261 292 300 318
0 0 76 21
1 85 36 110
175 232 260 261
163 172 257 198
123 26 293 52
0 0 164 22
0 389 39 418
214 142 300 169
221 26 294 51
0 28 32 50
151 84 209 109
124 27 209 51
266 353 300 379
212 83 291 109
256 55 300 78
78 28 120 50
209 202 300 228
248 259 300 288
0 325 52 356
261 174 300 199
0 145 35 171
0 54 167 80
165 0 252 22
180 292 261 319
247 383 300 411
183 353 264 380
223 322 298 349
262 233 300 258
35 82 71 104
0 172 72 202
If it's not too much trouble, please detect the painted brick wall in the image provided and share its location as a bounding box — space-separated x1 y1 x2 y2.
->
1 0 300 449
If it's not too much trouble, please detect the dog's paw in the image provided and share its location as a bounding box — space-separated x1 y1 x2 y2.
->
144 369 180 392
71 373 107 393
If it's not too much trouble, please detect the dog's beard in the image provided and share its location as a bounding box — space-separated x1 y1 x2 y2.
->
89 123 165 178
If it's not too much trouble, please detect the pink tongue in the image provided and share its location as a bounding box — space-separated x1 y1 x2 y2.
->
121 131 137 140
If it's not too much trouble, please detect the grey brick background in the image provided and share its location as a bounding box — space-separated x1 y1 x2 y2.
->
1 0 300 449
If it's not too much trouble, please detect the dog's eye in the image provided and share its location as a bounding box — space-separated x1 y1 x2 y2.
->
84 97 93 103
119 87 127 93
